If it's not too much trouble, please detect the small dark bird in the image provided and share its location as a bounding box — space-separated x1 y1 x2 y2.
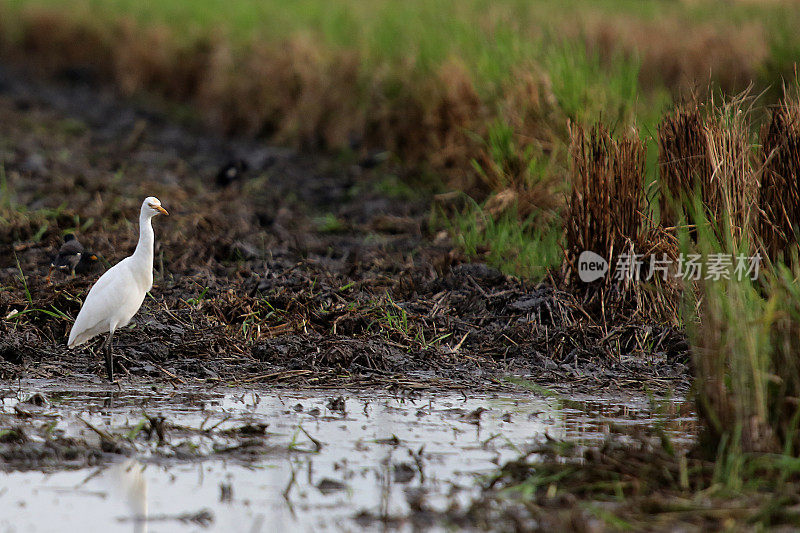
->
46 234 99 283
215 159 249 188
73 251 101 275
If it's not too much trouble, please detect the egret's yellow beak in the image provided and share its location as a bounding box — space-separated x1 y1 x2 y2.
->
152 205 169 216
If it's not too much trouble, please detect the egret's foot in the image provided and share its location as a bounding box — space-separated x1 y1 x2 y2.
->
104 351 114 382
102 330 115 382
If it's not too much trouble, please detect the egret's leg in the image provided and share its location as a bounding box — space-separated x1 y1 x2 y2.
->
103 331 115 382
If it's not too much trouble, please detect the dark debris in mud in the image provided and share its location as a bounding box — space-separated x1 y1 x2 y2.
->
0 390 291 472
0 65 689 392
0 420 109 472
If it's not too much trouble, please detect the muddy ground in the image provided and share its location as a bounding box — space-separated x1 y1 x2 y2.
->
0 64 688 392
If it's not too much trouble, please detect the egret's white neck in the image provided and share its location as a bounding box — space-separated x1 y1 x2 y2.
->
132 211 155 264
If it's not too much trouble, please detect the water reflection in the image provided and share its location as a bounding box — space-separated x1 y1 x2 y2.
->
106 460 148 533
0 383 695 531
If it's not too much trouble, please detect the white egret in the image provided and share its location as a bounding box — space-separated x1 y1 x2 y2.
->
67 196 169 381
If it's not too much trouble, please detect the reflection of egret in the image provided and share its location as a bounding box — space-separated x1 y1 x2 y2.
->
67 197 168 381
107 459 148 533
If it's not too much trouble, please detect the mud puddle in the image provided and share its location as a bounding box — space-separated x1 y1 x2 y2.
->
0 381 695 532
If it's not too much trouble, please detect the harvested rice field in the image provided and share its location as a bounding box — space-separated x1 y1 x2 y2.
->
2 1 800 531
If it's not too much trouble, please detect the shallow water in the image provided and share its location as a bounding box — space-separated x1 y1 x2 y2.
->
0 381 695 532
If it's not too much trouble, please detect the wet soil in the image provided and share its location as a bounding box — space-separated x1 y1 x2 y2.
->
0 64 689 391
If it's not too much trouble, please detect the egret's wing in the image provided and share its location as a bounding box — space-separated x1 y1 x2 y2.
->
68 259 135 347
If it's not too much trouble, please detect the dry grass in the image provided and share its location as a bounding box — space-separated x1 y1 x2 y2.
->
470 429 800 531
703 98 757 246
758 95 800 259
197 36 367 148
583 16 768 95
2 0 794 205
565 123 647 275
657 104 710 230
674 90 800 456
564 124 680 321
1 8 501 191
658 89 800 263
658 97 757 247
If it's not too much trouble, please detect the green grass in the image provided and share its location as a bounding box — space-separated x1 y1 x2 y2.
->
313 213 347 234
185 286 209 307
369 294 412 338
545 41 643 126
0 165 12 209
369 174 428 202
5 305 71 322
3 0 794 103
680 198 800 458
13 253 32 303
443 199 563 281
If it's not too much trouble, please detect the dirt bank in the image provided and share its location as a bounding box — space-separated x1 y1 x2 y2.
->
0 66 688 391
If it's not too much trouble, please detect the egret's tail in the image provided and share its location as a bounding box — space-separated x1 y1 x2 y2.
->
67 330 82 348
68 325 97 348
68 308 109 348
